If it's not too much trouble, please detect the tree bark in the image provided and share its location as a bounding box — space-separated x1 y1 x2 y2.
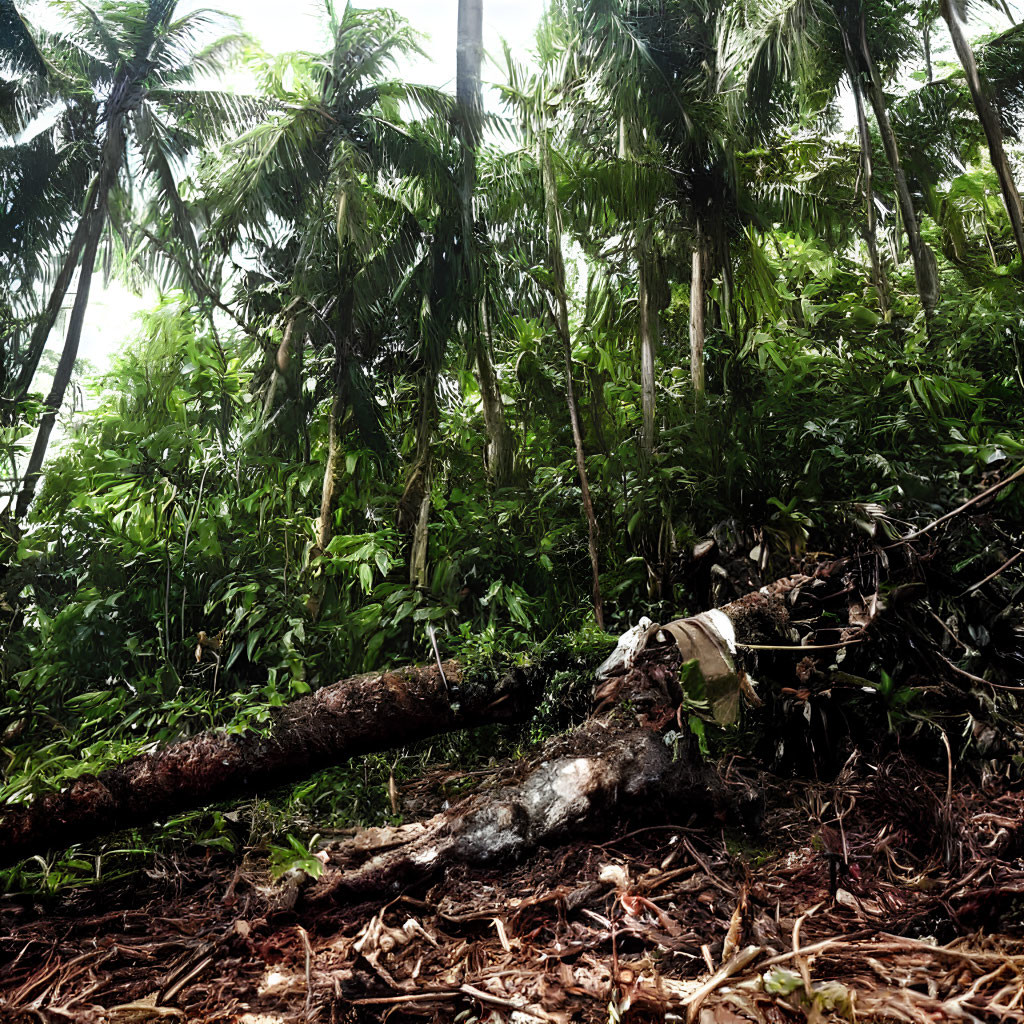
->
262 299 306 421
940 0 1024 270
856 13 940 321
457 0 515 487
540 132 604 629
5 179 98 411
689 238 705 401
398 373 437 587
638 245 659 459
0 659 549 870
843 34 891 319
302 585 801 902
312 284 353 566
13 98 128 516
315 392 344 556
0 584 801 869
476 300 514 486
310 722 734 904
14 205 104 520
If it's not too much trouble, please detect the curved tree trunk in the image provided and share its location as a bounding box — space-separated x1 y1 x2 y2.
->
540 133 604 629
6 179 99 410
14 205 104 520
940 0 1024 269
856 15 940 321
13 97 130 517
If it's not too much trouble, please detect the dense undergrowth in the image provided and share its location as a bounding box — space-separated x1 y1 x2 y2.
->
2 0 1024 892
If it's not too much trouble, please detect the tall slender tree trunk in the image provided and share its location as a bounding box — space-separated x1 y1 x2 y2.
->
316 392 343 556
689 235 705 402
457 0 514 487
940 0 1024 269
6 182 99 408
638 246 658 460
843 37 891 319
313 285 353 561
263 299 306 421
478 299 514 485
13 100 130 518
399 373 437 589
540 134 604 629
856 15 940 321
14 205 104 520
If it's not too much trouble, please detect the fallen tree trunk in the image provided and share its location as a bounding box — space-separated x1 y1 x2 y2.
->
0 659 549 869
307 719 755 907
305 588 801 904
0 583 804 868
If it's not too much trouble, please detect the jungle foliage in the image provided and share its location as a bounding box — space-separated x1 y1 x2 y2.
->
1 0 1023 883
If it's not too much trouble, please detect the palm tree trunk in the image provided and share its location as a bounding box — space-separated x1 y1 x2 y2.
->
478 298 514 485
843 38 891 318
7 179 100 407
940 0 1024 268
638 246 658 459
540 134 604 629
856 14 940 320
263 299 306 421
315 391 343 557
313 284 354 561
689 236 705 401
398 373 437 588
457 0 514 487
14 206 104 519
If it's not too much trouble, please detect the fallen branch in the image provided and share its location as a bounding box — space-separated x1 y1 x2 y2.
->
901 461 1024 542
0 658 546 869
308 720 747 904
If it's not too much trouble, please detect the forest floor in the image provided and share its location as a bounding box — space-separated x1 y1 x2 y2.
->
2 750 1023 1024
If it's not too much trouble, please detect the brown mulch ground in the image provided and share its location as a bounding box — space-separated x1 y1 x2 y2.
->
2 752 1023 1024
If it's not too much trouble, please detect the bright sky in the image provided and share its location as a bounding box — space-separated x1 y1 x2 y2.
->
190 1 546 89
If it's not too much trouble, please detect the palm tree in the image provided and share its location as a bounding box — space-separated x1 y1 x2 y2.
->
456 0 515 487
567 0 743 413
205 2 454 569
1 6 96 427
936 0 1024 268
11 0 249 519
0 0 44 82
501 33 605 629
562 0 673 445
729 0 941 321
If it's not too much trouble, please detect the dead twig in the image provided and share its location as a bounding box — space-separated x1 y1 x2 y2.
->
959 548 1024 596
901 462 1024 542
683 944 763 1023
